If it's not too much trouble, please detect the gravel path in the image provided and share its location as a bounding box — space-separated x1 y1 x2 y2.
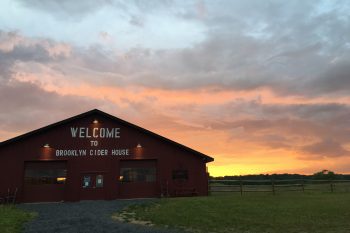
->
19 200 177 233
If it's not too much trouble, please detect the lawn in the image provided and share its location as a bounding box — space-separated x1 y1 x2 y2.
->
118 193 350 233
0 205 35 233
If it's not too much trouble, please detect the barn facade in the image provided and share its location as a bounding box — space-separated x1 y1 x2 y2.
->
0 109 213 203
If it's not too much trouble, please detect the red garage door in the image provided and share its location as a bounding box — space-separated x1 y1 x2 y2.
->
23 161 67 203
119 160 158 198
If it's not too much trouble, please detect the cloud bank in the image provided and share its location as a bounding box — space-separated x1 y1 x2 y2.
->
1 0 350 175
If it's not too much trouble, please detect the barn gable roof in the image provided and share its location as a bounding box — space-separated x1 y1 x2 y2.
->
0 109 214 163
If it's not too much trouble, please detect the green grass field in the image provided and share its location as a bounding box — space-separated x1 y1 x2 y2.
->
121 193 350 233
0 205 35 233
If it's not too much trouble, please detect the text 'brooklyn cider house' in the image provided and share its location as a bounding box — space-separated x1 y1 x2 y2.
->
70 127 121 138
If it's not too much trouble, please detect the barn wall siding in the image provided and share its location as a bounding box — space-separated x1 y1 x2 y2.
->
0 110 213 203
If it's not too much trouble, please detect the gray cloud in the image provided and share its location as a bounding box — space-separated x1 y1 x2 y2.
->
310 61 350 95
197 101 350 159
0 31 112 135
0 80 105 133
1 44 50 63
125 0 350 96
0 31 69 60
15 0 176 21
0 30 70 84
302 139 350 158
129 15 144 27
10 1 350 98
16 0 111 20
70 18 349 97
1 1 350 166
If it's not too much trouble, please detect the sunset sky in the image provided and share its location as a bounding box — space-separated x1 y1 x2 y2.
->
1 0 350 176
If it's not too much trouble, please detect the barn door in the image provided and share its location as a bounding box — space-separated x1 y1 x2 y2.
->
119 160 158 198
23 161 67 202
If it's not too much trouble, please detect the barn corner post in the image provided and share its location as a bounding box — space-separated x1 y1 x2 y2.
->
207 175 210 196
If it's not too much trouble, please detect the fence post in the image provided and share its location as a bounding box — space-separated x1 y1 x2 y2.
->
330 180 334 193
239 176 243 196
301 179 305 192
272 179 275 195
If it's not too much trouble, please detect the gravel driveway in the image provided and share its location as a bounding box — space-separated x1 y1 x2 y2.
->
19 200 177 233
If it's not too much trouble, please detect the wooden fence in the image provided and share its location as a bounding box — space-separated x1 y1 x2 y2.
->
209 179 350 195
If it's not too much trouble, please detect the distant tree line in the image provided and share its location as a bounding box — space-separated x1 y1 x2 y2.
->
210 170 350 181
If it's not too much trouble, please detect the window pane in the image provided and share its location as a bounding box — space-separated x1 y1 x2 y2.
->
24 168 67 185
120 167 156 183
172 170 188 180
82 176 92 188
96 175 103 188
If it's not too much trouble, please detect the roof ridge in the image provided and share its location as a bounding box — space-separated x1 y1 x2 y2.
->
0 109 214 162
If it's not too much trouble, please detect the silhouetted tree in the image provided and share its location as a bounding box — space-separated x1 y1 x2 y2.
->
312 170 336 180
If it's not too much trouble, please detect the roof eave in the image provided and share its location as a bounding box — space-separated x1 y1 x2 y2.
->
0 109 215 162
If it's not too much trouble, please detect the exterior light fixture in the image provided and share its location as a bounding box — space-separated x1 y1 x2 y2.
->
136 143 142 148
93 119 99 124
43 144 50 148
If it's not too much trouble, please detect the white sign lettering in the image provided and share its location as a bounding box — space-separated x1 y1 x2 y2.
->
59 126 128 157
55 149 129 157
70 127 120 139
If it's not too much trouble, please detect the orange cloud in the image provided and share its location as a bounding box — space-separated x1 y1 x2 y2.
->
7 67 350 176
5 69 350 176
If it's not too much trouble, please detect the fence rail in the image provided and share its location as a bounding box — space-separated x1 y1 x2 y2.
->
209 179 350 195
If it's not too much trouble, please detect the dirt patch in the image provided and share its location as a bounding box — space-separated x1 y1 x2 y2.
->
112 210 154 227
18 200 173 233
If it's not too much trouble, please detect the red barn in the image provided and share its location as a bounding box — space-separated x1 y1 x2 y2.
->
0 109 213 203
